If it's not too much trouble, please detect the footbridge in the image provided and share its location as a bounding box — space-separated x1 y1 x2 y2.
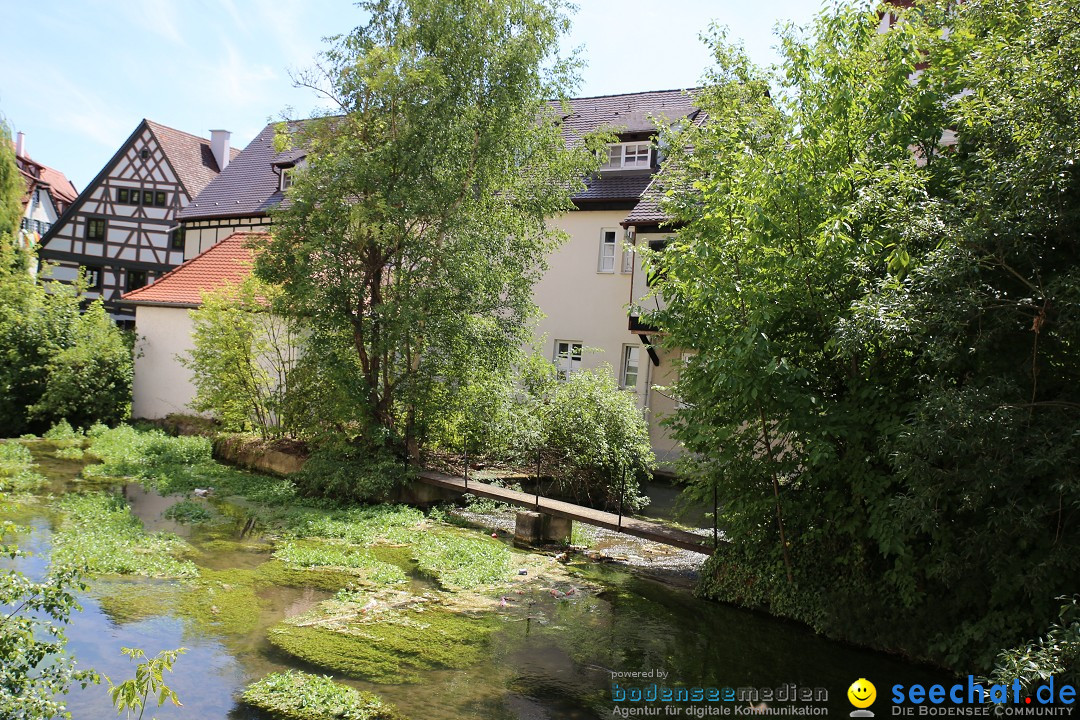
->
414 469 718 555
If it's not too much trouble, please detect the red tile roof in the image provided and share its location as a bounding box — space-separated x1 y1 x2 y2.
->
121 231 265 307
11 141 79 207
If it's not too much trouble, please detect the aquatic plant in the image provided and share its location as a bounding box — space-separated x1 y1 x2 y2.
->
412 532 511 590
84 425 297 504
268 608 499 683
53 446 85 460
51 493 198 578
0 442 45 492
43 420 85 448
162 499 213 524
284 504 424 546
175 568 265 636
242 670 404 720
254 560 358 592
275 540 407 585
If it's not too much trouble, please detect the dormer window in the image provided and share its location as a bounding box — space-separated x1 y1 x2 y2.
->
280 167 295 191
600 142 653 171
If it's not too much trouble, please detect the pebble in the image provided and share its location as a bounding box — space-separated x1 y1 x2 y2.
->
517 568 528 575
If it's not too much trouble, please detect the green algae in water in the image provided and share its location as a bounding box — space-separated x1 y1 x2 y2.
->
51 493 198 578
162 498 213 524
175 567 266 636
243 670 406 720
96 581 182 625
275 540 407 586
255 559 359 592
268 608 501 684
284 504 425 546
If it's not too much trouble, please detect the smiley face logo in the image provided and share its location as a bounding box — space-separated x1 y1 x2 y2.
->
848 678 876 709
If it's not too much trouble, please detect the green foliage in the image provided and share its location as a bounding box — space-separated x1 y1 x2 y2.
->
984 598 1080 695
0 267 132 436
0 520 99 720
256 0 605 456
162 499 212 524
0 116 29 272
52 493 198 578
294 442 409 503
537 367 653 511
182 275 301 439
106 646 186 720
242 671 404 720
652 1 1080 670
43 419 85 447
411 532 511 590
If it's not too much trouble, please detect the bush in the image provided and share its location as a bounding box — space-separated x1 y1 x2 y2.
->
536 366 653 511
294 442 410 503
0 267 132 436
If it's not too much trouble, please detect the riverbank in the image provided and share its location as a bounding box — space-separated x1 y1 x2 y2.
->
0 426 946 719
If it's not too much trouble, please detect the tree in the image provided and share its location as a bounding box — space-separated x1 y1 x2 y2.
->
650 0 1080 671
0 116 26 272
256 0 605 458
182 275 301 439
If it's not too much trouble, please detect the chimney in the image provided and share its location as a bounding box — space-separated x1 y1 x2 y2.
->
15 131 25 158
209 129 231 171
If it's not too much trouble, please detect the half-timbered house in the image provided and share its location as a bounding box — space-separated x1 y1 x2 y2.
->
38 119 237 324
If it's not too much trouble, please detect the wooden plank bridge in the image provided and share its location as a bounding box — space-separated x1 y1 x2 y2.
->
415 469 717 555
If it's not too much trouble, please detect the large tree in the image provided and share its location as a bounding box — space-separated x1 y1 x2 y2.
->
650 0 1080 671
257 0 602 456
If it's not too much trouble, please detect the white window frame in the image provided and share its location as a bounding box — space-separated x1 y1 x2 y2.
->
621 345 640 391
621 241 634 274
598 229 618 273
554 340 583 381
280 167 295 191
599 141 653 171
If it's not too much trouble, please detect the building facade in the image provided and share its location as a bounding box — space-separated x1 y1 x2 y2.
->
12 131 78 257
133 90 699 464
37 120 236 323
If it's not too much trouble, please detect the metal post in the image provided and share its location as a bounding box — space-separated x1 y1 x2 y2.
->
618 467 626 529
535 446 542 509
463 435 469 490
713 479 719 548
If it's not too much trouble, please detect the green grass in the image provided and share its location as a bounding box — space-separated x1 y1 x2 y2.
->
242 671 404 720
412 532 511 590
51 493 198 578
53 446 86 460
43 419 85 448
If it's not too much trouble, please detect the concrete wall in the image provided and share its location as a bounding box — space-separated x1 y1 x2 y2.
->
132 305 200 419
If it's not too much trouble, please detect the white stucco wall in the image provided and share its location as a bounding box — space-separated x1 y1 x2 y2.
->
532 209 643 395
132 305 200 419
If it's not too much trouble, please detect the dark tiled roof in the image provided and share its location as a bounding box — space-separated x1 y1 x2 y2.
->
146 120 240 199
178 122 298 221
576 173 654 202
121 231 262 307
182 89 701 222
556 88 700 145
622 179 666 225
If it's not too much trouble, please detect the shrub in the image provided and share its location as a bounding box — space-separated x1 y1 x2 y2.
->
294 442 409 503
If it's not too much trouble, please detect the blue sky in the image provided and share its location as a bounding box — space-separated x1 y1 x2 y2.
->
1 0 823 189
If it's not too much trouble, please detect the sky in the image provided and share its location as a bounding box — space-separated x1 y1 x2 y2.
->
0 0 824 190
